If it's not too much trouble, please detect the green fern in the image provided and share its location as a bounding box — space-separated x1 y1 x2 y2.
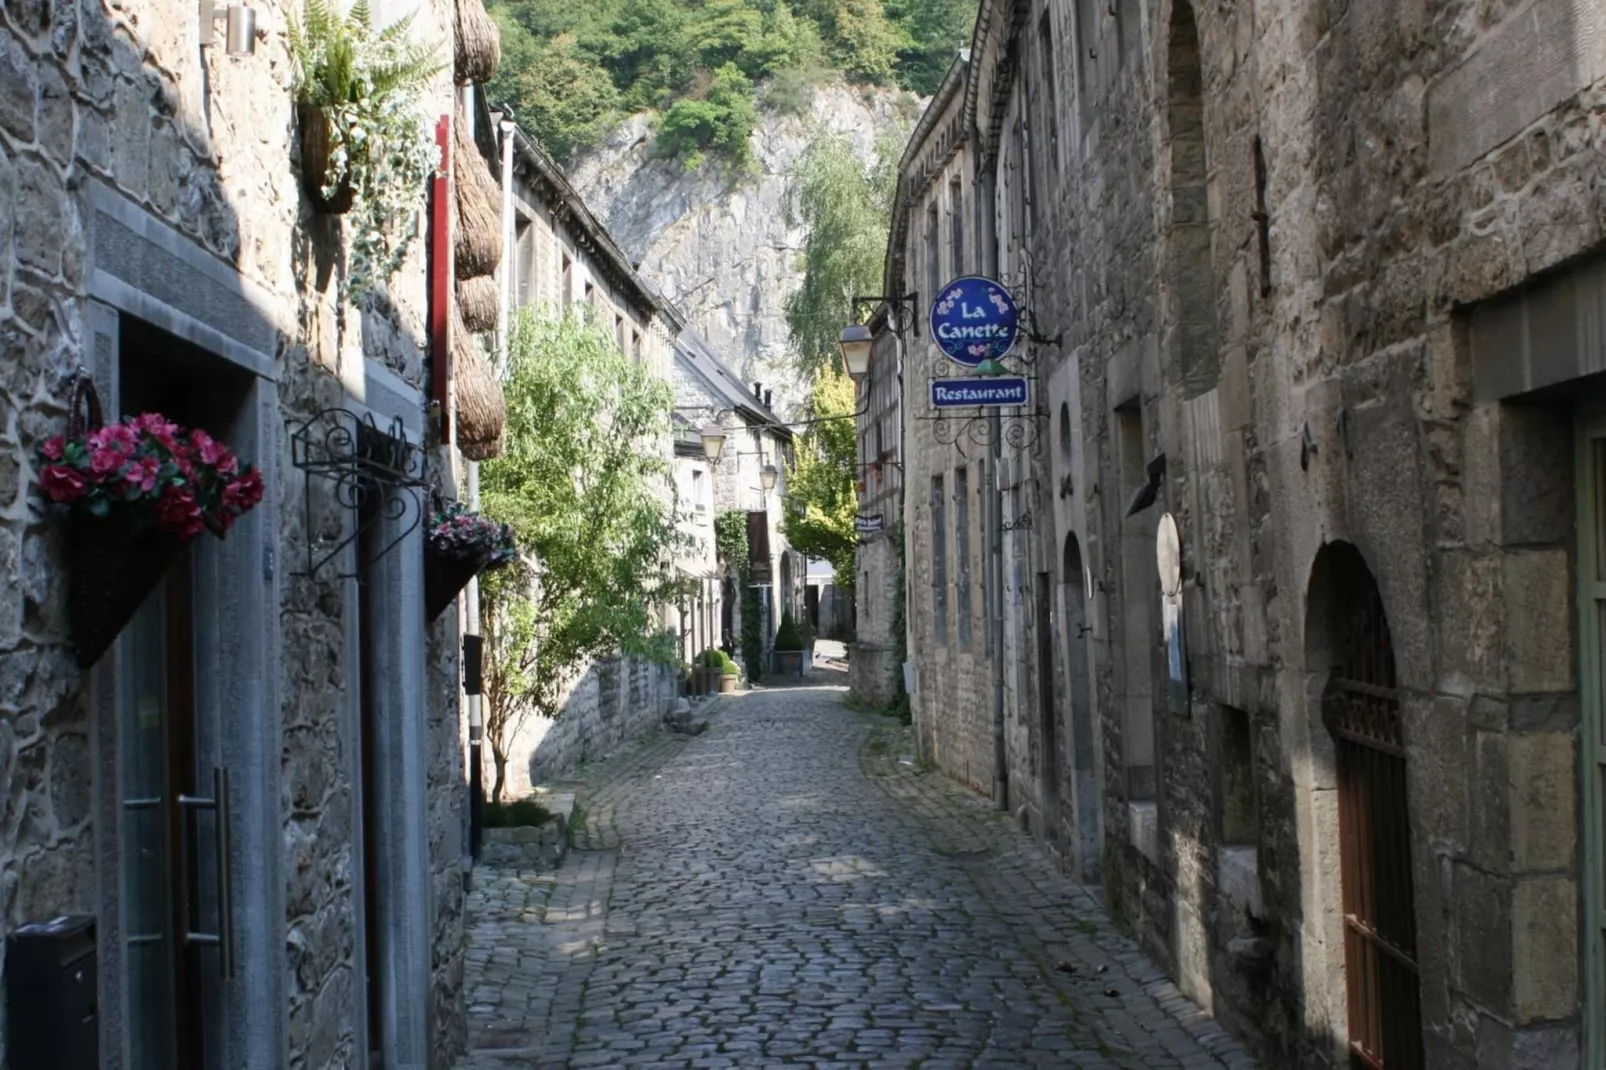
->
288 0 443 106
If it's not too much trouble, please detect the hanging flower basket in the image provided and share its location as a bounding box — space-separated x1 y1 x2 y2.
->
298 104 356 215
423 501 517 620
38 374 267 667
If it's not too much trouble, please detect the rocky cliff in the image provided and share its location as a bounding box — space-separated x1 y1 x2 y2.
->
567 84 916 416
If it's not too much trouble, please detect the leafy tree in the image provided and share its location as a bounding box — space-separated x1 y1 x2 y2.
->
829 0 905 84
487 0 978 165
884 0 977 95
479 310 684 802
656 63 759 169
488 29 620 162
783 128 903 378
781 365 859 594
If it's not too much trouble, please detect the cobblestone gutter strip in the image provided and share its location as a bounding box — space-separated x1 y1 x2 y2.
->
860 717 1256 1070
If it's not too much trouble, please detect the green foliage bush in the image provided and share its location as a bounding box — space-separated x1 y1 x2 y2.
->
487 0 977 164
774 608 804 651
483 797 553 828
655 64 758 169
698 647 740 674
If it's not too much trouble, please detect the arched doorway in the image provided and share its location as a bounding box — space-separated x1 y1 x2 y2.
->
1061 533 1099 881
1307 543 1423 1070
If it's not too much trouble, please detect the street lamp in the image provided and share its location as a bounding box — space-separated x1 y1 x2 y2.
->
760 464 779 492
838 325 873 385
699 421 726 463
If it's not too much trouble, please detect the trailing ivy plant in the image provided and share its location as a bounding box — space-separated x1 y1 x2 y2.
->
715 509 763 683
289 0 444 297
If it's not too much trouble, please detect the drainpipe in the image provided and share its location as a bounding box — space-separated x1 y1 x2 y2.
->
458 89 486 862
976 125 1008 811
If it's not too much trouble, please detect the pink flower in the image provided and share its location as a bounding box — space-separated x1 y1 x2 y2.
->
192 429 232 469
39 465 88 503
124 455 162 494
90 446 127 479
156 487 205 539
135 413 180 450
40 436 64 461
91 424 137 453
222 469 264 514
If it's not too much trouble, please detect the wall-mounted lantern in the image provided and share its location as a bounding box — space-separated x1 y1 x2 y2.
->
837 325 873 385
201 0 257 54
760 464 779 492
699 421 726 463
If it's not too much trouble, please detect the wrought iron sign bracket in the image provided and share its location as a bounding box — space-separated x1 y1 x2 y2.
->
288 407 430 580
1002 510 1033 532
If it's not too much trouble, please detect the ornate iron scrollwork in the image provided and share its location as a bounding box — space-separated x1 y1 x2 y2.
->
288 407 429 579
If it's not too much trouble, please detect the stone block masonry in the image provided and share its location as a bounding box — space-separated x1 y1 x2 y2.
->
0 0 470 1062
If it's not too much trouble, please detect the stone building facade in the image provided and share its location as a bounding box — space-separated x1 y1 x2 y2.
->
884 0 1606 1066
672 328 806 676
848 305 907 710
488 127 681 794
0 0 492 1064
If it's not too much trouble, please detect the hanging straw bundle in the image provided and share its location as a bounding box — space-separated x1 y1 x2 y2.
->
452 304 507 461
454 0 502 85
458 275 500 334
453 115 503 281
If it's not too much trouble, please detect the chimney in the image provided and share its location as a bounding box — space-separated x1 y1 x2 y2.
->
764 390 772 408
753 382 762 399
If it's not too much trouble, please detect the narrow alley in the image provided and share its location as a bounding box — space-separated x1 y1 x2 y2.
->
455 678 1253 1070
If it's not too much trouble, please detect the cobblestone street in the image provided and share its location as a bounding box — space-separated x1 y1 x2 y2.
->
456 682 1254 1069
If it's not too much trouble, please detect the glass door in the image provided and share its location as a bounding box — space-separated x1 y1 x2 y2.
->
120 557 228 1069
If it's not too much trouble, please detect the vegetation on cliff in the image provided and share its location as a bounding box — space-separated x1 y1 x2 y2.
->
487 0 975 164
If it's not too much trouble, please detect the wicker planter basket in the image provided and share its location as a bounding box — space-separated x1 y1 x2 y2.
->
453 116 502 279
424 544 485 621
58 377 188 668
454 0 501 85
72 519 187 668
458 275 500 334
453 306 506 461
298 104 356 215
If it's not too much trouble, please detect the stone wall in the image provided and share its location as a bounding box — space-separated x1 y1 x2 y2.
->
960 0 1605 1065
491 656 677 796
0 0 468 1062
888 0 1606 1065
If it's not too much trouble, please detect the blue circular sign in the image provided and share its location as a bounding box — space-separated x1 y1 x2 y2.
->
929 276 1020 367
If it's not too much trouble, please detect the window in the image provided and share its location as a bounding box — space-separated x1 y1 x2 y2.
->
1168 0 1220 393
1117 399 1156 802
632 329 643 362
691 469 706 512
1218 705 1257 844
955 466 972 649
1038 11 1059 172
615 313 626 351
926 201 941 298
561 252 573 308
949 176 965 276
931 474 948 644
584 281 595 311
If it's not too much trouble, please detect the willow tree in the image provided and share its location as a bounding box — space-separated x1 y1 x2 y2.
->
783 128 903 378
479 310 682 802
781 365 859 593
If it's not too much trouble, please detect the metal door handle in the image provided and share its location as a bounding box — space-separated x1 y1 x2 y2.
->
178 766 235 979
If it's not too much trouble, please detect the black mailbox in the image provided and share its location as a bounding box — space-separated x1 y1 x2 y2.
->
6 914 97 1070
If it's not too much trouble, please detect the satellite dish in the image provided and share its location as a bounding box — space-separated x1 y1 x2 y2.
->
1156 513 1182 598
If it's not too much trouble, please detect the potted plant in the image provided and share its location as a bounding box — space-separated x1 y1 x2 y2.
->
423 500 517 620
36 376 266 668
289 0 443 295
714 648 741 693
773 609 804 676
